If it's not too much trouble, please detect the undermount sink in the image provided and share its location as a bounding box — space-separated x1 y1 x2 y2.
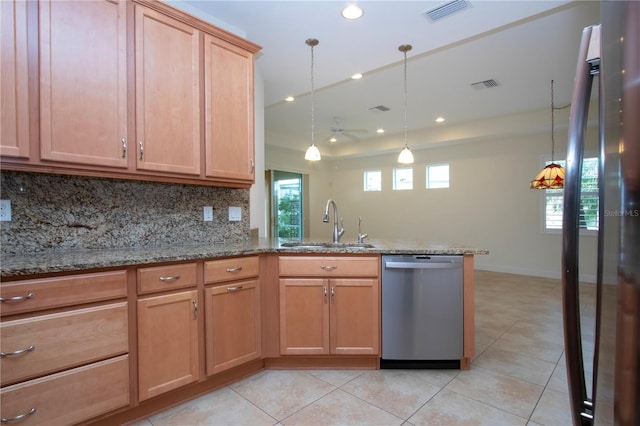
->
280 241 375 249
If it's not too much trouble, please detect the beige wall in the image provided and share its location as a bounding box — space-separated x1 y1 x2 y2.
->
267 108 600 283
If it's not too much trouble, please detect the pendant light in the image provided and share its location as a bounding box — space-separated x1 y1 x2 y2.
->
530 80 565 189
397 44 414 164
304 38 321 161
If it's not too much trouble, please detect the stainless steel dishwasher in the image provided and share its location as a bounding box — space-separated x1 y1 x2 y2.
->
381 254 463 368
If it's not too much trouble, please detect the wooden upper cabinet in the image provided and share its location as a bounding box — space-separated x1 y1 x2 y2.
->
135 5 201 176
204 35 255 183
39 0 128 168
0 0 30 158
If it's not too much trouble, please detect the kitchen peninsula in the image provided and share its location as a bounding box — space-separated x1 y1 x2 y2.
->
0 239 487 426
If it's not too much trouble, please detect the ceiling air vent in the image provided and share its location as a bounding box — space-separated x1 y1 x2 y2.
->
368 105 391 112
470 79 500 90
424 0 469 21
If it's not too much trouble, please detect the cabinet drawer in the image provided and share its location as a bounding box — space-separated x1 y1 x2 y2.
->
204 256 259 284
0 271 127 316
137 262 197 294
279 256 380 277
0 355 130 426
1 302 128 386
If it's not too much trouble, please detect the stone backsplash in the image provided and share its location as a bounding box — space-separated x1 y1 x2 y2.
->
0 171 250 254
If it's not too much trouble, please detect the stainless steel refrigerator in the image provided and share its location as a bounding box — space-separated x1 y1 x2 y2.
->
562 1 639 425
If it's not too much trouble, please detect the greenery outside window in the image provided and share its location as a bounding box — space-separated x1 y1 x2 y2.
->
393 167 413 190
544 157 598 232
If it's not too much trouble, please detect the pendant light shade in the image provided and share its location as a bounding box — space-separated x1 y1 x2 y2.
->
530 80 565 189
304 38 321 161
397 44 414 164
530 163 565 189
398 146 414 164
304 143 321 161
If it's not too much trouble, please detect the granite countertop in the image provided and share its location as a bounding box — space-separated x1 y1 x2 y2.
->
0 238 489 278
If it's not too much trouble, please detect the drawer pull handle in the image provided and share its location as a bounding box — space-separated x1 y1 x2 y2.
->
1 407 36 423
159 275 180 282
0 293 34 303
226 266 243 273
1 345 35 358
320 265 337 271
226 285 243 292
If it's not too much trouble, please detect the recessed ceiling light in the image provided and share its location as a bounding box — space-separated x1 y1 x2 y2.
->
435 116 445 123
351 73 363 80
285 96 294 102
342 5 363 20
330 137 337 142
376 128 385 134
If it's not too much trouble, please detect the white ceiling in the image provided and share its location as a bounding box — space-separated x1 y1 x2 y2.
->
175 0 600 158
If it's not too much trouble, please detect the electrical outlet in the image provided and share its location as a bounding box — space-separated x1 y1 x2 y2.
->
0 200 11 222
203 206 213 222
229 206 241 221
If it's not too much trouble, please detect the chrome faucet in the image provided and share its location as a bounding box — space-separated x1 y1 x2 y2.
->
357 216 368 243
323 199 344 243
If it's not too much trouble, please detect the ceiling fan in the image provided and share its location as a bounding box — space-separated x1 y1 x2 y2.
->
326 119 368 143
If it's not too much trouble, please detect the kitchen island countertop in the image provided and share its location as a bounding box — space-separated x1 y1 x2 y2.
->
0 238 488 278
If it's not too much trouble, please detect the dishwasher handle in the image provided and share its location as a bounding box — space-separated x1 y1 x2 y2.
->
385 261 461 270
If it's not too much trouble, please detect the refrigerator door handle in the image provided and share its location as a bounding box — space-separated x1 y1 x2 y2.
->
563 24 600 426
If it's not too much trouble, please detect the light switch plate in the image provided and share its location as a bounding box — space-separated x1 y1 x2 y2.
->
0 200 11 222
228 206 241 221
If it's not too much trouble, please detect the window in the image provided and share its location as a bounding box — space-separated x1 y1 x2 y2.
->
393 167 413 190
426 164 449 188
544 158 599 232
364 170 382 191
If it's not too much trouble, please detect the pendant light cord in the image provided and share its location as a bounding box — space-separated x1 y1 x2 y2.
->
402 46 409 147
550 79 555 162
308 39 317 146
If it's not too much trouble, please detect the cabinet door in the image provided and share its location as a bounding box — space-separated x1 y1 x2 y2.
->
204 279 261 375
135 6 201 176
137 290 199 401
279 278 329 355
39 0 127 167
204 35 254 182
0 0 29 158
330 278 379 355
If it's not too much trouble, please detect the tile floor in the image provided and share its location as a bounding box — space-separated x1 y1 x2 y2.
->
130 271 598 426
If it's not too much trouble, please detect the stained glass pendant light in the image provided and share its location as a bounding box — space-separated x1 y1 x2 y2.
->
530 80 565 189
304 38 321 161
397 44 414 164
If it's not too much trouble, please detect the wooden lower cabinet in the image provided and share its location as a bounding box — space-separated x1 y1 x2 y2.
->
279 278 379 356
204 279 261 375
0 355 129 426
137 290 199 401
